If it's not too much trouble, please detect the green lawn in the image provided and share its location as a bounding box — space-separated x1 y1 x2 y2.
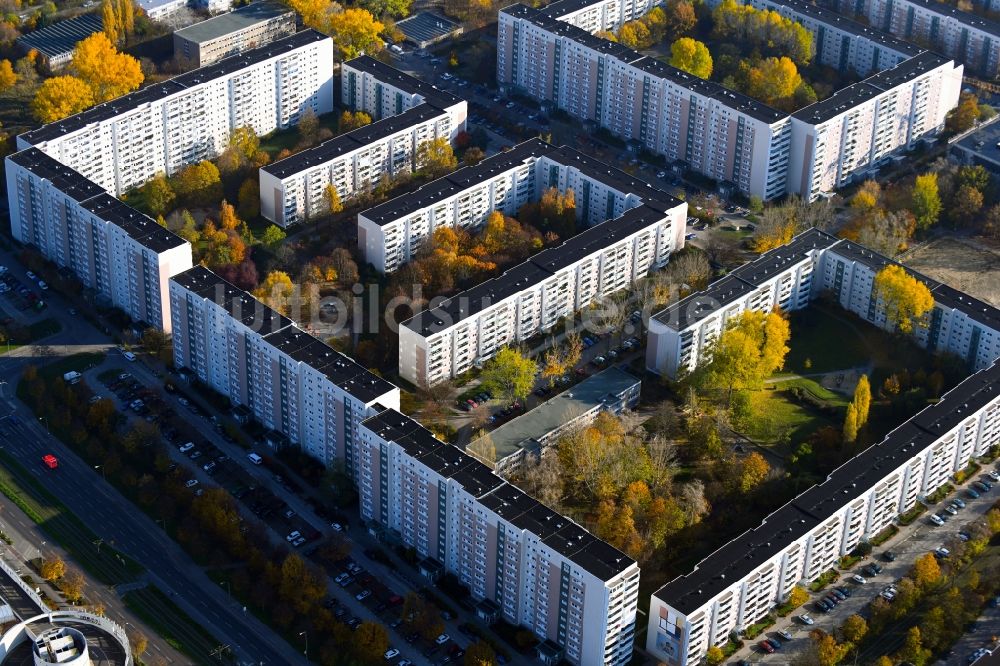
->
772 377 849 405
784 306 871 374
258 111 339 158
1 318 62 355
123 586 223 665
37 352 106 380
0 449 141 584
743 388 838 449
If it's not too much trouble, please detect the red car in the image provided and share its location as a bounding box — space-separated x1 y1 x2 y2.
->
42 454 58 470
758 640 775 654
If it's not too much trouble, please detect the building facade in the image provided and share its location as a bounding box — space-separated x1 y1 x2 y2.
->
358 138 665 273
400 194 686 387
497 0 961 201
359 407 641 665
646 230 1000 378
647 359 1000 666
260 57 467 227
17 30 334 197
173 1 296 68
5 149 192 332
832 0 1000 77
168 266 401 473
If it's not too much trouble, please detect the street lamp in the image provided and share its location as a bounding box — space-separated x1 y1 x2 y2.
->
37 416 49 432
299 630 307 657
94 465 105 481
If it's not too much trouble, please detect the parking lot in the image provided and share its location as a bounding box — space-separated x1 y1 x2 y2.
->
0 265 49 316
730 466 1000 665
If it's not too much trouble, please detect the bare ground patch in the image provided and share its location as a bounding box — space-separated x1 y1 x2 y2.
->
901 236 1000 307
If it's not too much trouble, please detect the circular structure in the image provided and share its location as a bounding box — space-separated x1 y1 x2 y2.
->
31 626 88 666
0 612 130 666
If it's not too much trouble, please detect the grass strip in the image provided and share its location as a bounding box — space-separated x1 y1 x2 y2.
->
124 586 222 665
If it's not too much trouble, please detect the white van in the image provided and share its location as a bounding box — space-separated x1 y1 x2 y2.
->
247 452 263 465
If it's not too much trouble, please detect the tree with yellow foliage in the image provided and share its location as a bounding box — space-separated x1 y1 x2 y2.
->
416 137 457 178
102 0 119 44
705 646 724 666
288 0 336 31
328 8 384 60
912 552 941 589
703 309 790 403
669 37 712 78
71 32 142 103
254 271 295 313
843 401 859 443
873 265 934 335
617 20 652 48
32 76 95 122
324 183 343 214
339 109 372 132
0 59 15 92
747 56 802 106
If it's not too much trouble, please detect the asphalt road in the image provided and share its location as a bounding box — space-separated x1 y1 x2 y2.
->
0 250 308 666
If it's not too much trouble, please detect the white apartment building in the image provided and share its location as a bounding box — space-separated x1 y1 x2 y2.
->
835 0 1000 77
545 0 659 32
647 358 1000 666
788 52 962 200
140 0 232 22
169 266 401 473
498 4 793 201
400 196 687 387
173 1 296 68
359 407 641 666
17 30 335 197
358 138 659 273
647 230 1000 379
498 0 961 201
5 148 192 332
260 58 467 227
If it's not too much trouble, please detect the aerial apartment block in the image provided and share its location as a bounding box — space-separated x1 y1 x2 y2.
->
497 0 961 201
646 229 1000 378
399 183 686 387
168 266 400 473
17 30 334 197
260 57 467 227
832 0 1000 77
140 0 232 22
358 407 641 666
5 149 192 332
173 1 296 68
646 359 1000 666
6 29 334 333
358 138 665 273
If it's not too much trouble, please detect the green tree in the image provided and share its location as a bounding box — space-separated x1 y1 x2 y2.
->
360 0 411 17
138 173 174 216
897 626 930 666
950 184 983 227
416 137 457 178
479 347 539 405
911 173 941 230
921 606 946 651
669 37 712 78
840 614 867 643
873 265 935 335
261 225 286 248
237 178 260 219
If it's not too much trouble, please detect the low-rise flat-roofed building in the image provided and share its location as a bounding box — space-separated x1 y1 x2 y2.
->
395 12 463 48
950 118 1000 176
16 14 103 69
173 1 296 67
469 365 641 474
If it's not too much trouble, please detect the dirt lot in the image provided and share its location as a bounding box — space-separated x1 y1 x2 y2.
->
902 236 1000 307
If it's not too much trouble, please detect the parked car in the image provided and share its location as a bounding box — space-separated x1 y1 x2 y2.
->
929 514 945 526
798 614 814 625
953 498 967 508
758 640 775 654
777 630 793 641
967 488 981 499
851 574 867 584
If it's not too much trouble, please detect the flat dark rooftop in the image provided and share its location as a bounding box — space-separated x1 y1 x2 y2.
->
396 11 461 44
79 193 187 253
262 103 448 179
21 30 328 146
16 13 102 60
898 0 1000 35
171 266 292 334
450 457 505 497
653 274 757 332
173 1 294 44
728 228 839 286
793 52 949 124
344 55 462 109
759 0 920 55
9 148 104 202
931 282 1000 332
656 359 1000 615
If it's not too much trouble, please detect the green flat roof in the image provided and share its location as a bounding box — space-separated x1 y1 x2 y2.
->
174 1 294 44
